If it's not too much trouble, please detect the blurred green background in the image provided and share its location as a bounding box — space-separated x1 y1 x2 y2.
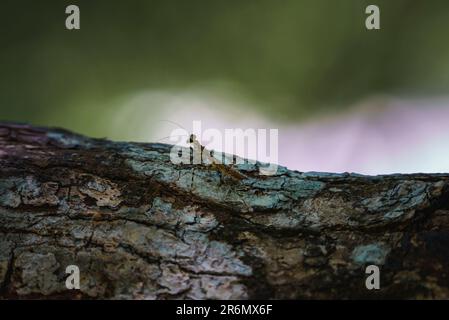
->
1 0 449 140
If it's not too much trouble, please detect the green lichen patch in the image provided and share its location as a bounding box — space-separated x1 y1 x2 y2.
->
351 243 391 266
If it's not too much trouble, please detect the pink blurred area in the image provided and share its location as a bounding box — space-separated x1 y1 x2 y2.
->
279 99 449 174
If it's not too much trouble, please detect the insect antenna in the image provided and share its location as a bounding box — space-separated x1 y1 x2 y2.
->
153 119 193 144
159 119 189 132
154 133 189 143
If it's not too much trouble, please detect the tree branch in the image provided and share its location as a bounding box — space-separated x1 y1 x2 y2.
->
0 123 448 299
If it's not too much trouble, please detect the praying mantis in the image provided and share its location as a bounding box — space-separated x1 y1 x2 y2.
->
157 120 249 182
187 133 248 181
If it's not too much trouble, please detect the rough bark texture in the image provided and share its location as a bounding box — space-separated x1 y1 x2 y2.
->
0 122 449 300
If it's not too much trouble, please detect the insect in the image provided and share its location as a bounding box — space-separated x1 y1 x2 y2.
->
187 133 248 182
157 120 248 182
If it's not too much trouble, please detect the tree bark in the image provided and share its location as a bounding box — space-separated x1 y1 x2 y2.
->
0 122 449 299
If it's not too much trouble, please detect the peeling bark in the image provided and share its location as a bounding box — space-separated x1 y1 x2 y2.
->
0 122 449 299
